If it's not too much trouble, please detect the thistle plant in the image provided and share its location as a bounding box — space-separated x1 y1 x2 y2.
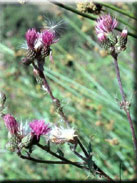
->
96 14 137 161
0 8 136 181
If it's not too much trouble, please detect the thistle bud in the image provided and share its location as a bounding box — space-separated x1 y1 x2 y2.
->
107 32 117 46
97 33 111 50
119 29 128 49
22 49 36 66
18 133 33 149
6 133 20 152
6 142 16 152
3 114 18 135
41 46 50 58
121 29 128 38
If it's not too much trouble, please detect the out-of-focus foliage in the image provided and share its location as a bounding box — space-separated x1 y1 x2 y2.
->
0 3 136 180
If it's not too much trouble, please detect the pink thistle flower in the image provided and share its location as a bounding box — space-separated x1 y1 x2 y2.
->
26 28 38 49
29 120 50 139
96 14 118 34
97 32 107 42
3 114 18 134
121 29 128 38
42 30 58 47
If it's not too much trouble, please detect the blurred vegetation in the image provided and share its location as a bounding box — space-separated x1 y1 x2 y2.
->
0 2 136 180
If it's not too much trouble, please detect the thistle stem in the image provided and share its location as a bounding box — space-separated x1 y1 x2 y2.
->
112 54 137 160
32 62 69 124
37 143 87 169
77 138 89 158
17 150 82 165
76 138 114 181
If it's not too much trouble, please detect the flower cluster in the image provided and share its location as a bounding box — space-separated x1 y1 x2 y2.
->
95 14 128 54
3 114 77 152
22 27 58 68
26 29 57 51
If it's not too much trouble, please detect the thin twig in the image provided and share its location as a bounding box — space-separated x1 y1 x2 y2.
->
73 151 86 161
77 138 114 181
70 143 87 161
18 153 70 164
112 54 137 160
77 138 89 158
32 62 69 124
37 143 87 170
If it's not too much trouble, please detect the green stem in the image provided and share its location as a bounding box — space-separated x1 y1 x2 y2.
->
52 1 96 21
100 3 137 21
113 15 136 32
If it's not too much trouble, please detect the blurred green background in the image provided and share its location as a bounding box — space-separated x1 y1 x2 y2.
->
0 2 136 180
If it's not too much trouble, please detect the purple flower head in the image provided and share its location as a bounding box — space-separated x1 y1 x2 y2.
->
3 114 18 134
42 30 58 47
26 28 38 49
29 120 50 139
96 14 118 34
